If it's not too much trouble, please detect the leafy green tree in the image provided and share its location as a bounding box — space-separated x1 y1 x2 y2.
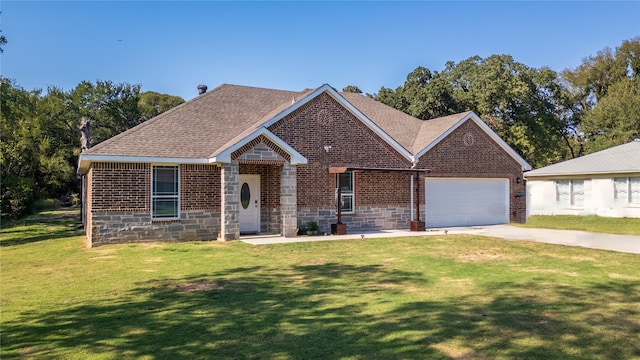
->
581 78 640 153
138 91 184 121
376 56 569 167
1 79 44 217
562 37 640 154
562 37 639 109
342 85 363 94
1 78 183 218
68 81 142 145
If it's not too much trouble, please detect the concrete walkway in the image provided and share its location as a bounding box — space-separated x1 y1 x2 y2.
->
241 225 640 254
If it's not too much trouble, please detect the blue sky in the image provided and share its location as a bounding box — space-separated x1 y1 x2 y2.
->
2 1 639 101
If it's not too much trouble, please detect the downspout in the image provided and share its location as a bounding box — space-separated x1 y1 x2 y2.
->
410 175 414 221
336 173 342 224
411 161 420 222
415 170 421 222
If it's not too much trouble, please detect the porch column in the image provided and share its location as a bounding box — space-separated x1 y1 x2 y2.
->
280 163 297 237
220 162 240 241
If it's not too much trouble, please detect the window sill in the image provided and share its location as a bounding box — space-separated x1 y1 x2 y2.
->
151 218 181 223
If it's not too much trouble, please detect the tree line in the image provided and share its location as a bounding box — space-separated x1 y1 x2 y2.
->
349 37 639 168
1 80 183 218
2 37 638 219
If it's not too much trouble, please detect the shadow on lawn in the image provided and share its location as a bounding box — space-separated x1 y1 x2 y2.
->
3 263 640 359
0 210 83 247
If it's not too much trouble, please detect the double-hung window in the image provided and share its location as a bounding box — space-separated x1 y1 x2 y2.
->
614 177 640 205
152 165 179 219
336 171 354 214
556 180 584 207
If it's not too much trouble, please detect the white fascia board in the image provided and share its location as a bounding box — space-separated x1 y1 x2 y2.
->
211 127 308 165
415 112 532 171
77 154 213 174
524 170 640 179
262 84 415 163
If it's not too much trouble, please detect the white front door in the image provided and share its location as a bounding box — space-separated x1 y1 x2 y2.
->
239 175 260 234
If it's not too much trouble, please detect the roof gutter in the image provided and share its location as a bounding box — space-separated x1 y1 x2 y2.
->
77 154 215 174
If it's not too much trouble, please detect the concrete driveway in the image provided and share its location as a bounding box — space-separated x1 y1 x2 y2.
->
242 225 640 254
479 225 640 254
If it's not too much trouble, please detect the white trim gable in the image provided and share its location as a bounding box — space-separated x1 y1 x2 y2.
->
211 127 308 165
414 112 532 171
262 84 415 162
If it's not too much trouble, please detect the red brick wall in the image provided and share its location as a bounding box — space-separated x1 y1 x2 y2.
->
180 164 220 210
269 93 412 209
91 163 222 212
416 120 526 223
91 163 150 211
356 171 412 206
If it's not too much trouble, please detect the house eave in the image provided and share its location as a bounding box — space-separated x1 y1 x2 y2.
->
524 170 640 179
77 154 216 174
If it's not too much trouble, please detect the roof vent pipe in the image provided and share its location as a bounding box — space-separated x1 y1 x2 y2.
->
197 85 208 95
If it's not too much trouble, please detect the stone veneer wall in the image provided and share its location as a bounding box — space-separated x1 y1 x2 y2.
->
91 209 220 246
298 205 425 234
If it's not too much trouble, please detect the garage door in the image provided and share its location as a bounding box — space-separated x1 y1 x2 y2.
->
425 178 509 227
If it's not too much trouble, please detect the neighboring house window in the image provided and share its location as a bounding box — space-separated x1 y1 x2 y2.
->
556 180 584 207
152 165 179 219
336 171 354 214
614 177 640 204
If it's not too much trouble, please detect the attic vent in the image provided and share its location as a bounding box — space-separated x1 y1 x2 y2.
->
197 85 208 95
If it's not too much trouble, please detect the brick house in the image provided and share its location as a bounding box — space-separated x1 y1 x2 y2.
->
78 84 530 247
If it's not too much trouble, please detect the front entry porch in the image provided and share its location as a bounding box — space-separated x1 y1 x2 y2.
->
219 161 298 241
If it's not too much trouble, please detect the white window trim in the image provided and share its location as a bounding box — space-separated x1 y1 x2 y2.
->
336 171 355 214
614 177 640 206
151 165 180 220
556 179 584 209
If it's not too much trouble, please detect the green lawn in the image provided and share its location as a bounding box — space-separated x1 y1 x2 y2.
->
518 215 640 235
1 210 639 359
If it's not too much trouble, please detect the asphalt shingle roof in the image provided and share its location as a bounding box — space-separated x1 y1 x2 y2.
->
86 84 308 158
340 93 470 154
525 141 640 177
84 84 490 163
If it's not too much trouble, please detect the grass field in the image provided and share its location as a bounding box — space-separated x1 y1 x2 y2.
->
517 215 640 235
1 210 639 359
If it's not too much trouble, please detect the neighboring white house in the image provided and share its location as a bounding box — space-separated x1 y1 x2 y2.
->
525 140 640 218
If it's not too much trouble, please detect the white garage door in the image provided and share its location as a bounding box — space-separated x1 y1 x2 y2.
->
425 178 509 227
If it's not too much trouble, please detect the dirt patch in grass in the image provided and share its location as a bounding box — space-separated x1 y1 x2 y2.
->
301 258 327 265
520 267 579 277
90 255 117 260
431 342 486 360
456 252 505 261
608 273 640 280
